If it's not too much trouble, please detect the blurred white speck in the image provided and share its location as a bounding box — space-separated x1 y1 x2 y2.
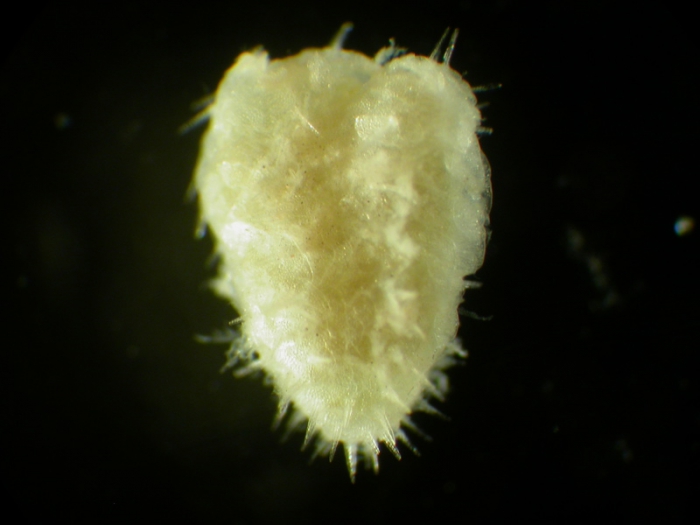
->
674 216 695 236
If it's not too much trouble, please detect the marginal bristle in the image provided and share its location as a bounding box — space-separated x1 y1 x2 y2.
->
429 28 459 64
272 400 290 430
369 451 380 474
301 420 316 450
397 429 420 456
384 439 402 461
344 443 358 483
330 22 354 50
328 439 340 463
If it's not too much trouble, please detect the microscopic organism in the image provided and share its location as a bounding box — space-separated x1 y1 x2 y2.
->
192 24 492 480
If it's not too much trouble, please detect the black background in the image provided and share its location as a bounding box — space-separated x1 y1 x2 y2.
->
4 1 698 523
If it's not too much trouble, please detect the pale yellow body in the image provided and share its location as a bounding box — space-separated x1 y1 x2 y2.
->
193 31 491 478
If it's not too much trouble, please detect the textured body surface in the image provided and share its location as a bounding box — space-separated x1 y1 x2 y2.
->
193 30 491 477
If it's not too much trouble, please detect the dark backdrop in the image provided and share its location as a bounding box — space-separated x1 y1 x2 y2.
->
4 1 698 523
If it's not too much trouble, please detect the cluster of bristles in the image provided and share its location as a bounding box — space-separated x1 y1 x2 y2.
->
208 328 465 481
